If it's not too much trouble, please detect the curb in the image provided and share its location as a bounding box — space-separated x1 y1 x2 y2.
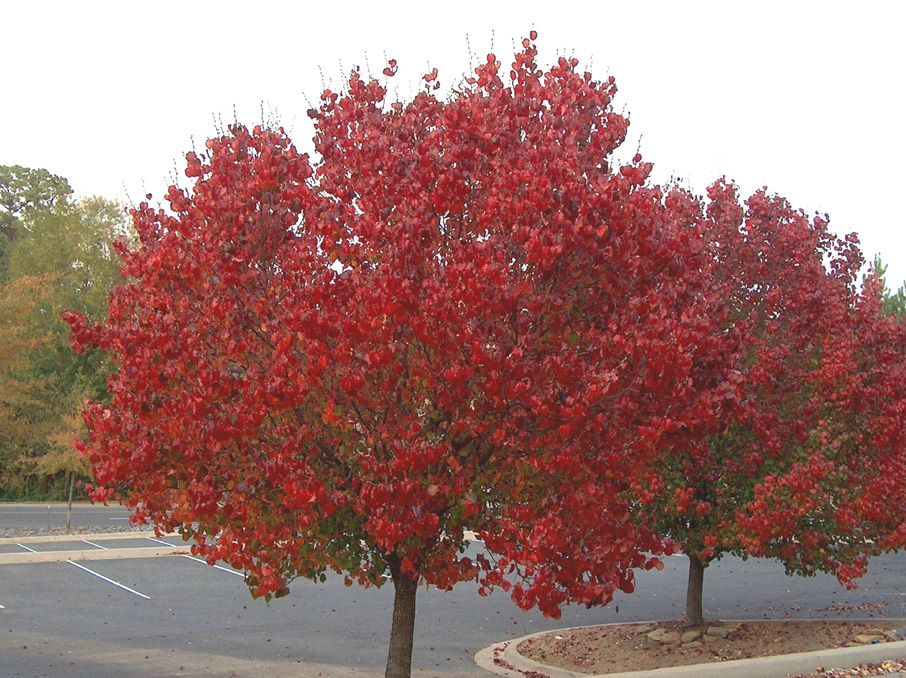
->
0 502 93 507
0 532 188 564
0 531 166 545
475 621 906 678
0 546 191 564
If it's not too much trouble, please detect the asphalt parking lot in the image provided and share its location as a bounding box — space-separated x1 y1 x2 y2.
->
2 505 906 677
3 533 582 678
1 534 395 677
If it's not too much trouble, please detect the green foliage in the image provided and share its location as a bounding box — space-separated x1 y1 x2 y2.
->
872 257 906 319
0 165 72 280
0 189 129 500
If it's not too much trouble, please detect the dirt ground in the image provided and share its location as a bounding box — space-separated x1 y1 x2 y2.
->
516 619 906 676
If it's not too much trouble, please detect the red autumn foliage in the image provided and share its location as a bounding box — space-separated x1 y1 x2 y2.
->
65 36 743 676
630 179 906 624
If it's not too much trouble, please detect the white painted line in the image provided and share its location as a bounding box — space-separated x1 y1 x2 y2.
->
145 536 175 547
16 543 37 553
82 541 108 550
181 554 245 577
1 531 177 546
0 602 5 609
66 560 151 599
0 545 190 565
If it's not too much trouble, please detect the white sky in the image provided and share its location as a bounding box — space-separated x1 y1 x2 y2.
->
3 1 904 286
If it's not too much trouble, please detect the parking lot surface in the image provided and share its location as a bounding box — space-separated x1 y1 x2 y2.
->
2 505 906 677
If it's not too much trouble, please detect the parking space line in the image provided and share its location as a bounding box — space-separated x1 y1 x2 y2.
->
82 540 108 550
139 537 244 578
181 554 245 577
0 602 5 609
16 543 37 553
66 560 151 599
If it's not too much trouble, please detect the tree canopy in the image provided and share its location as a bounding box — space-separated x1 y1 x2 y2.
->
629 181 906 625
0 164 72 280
0 191 127 500
66 37 745 677
62 33 906 678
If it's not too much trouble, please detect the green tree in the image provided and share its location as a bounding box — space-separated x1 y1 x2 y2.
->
0 196 129 500
0 165 72 280
0 277 55 498
871 258 906 318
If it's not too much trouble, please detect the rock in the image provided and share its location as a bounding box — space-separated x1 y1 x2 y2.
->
854 634 886 644
682 630 702 644
647 629 668 642
659 632 682 645
634 625 655 634
683 641 703 648
706 626 730 639
701 635 720 644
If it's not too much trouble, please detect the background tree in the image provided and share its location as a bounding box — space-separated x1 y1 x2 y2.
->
630 180 906 626
0 164 71 279
0 277 54 497
872 257 906 319
67 38 739 678
0 195 127 500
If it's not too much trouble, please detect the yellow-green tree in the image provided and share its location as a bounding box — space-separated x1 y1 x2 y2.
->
0 195 129 500
0 277 54 497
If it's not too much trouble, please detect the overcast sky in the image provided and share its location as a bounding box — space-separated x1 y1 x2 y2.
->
3 1 904 286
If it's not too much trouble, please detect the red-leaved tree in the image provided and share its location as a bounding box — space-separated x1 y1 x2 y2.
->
630 179 906 626
66 37 739 677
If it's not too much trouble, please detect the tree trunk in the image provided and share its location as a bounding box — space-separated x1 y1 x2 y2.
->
66 471 75 533
685 554 707 627
384 555 418 678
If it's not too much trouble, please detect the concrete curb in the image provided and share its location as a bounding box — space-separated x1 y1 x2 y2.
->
475 621 906 678
0 531 166 545
0 546 191 564
0 501 94 507
0 532 188 564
